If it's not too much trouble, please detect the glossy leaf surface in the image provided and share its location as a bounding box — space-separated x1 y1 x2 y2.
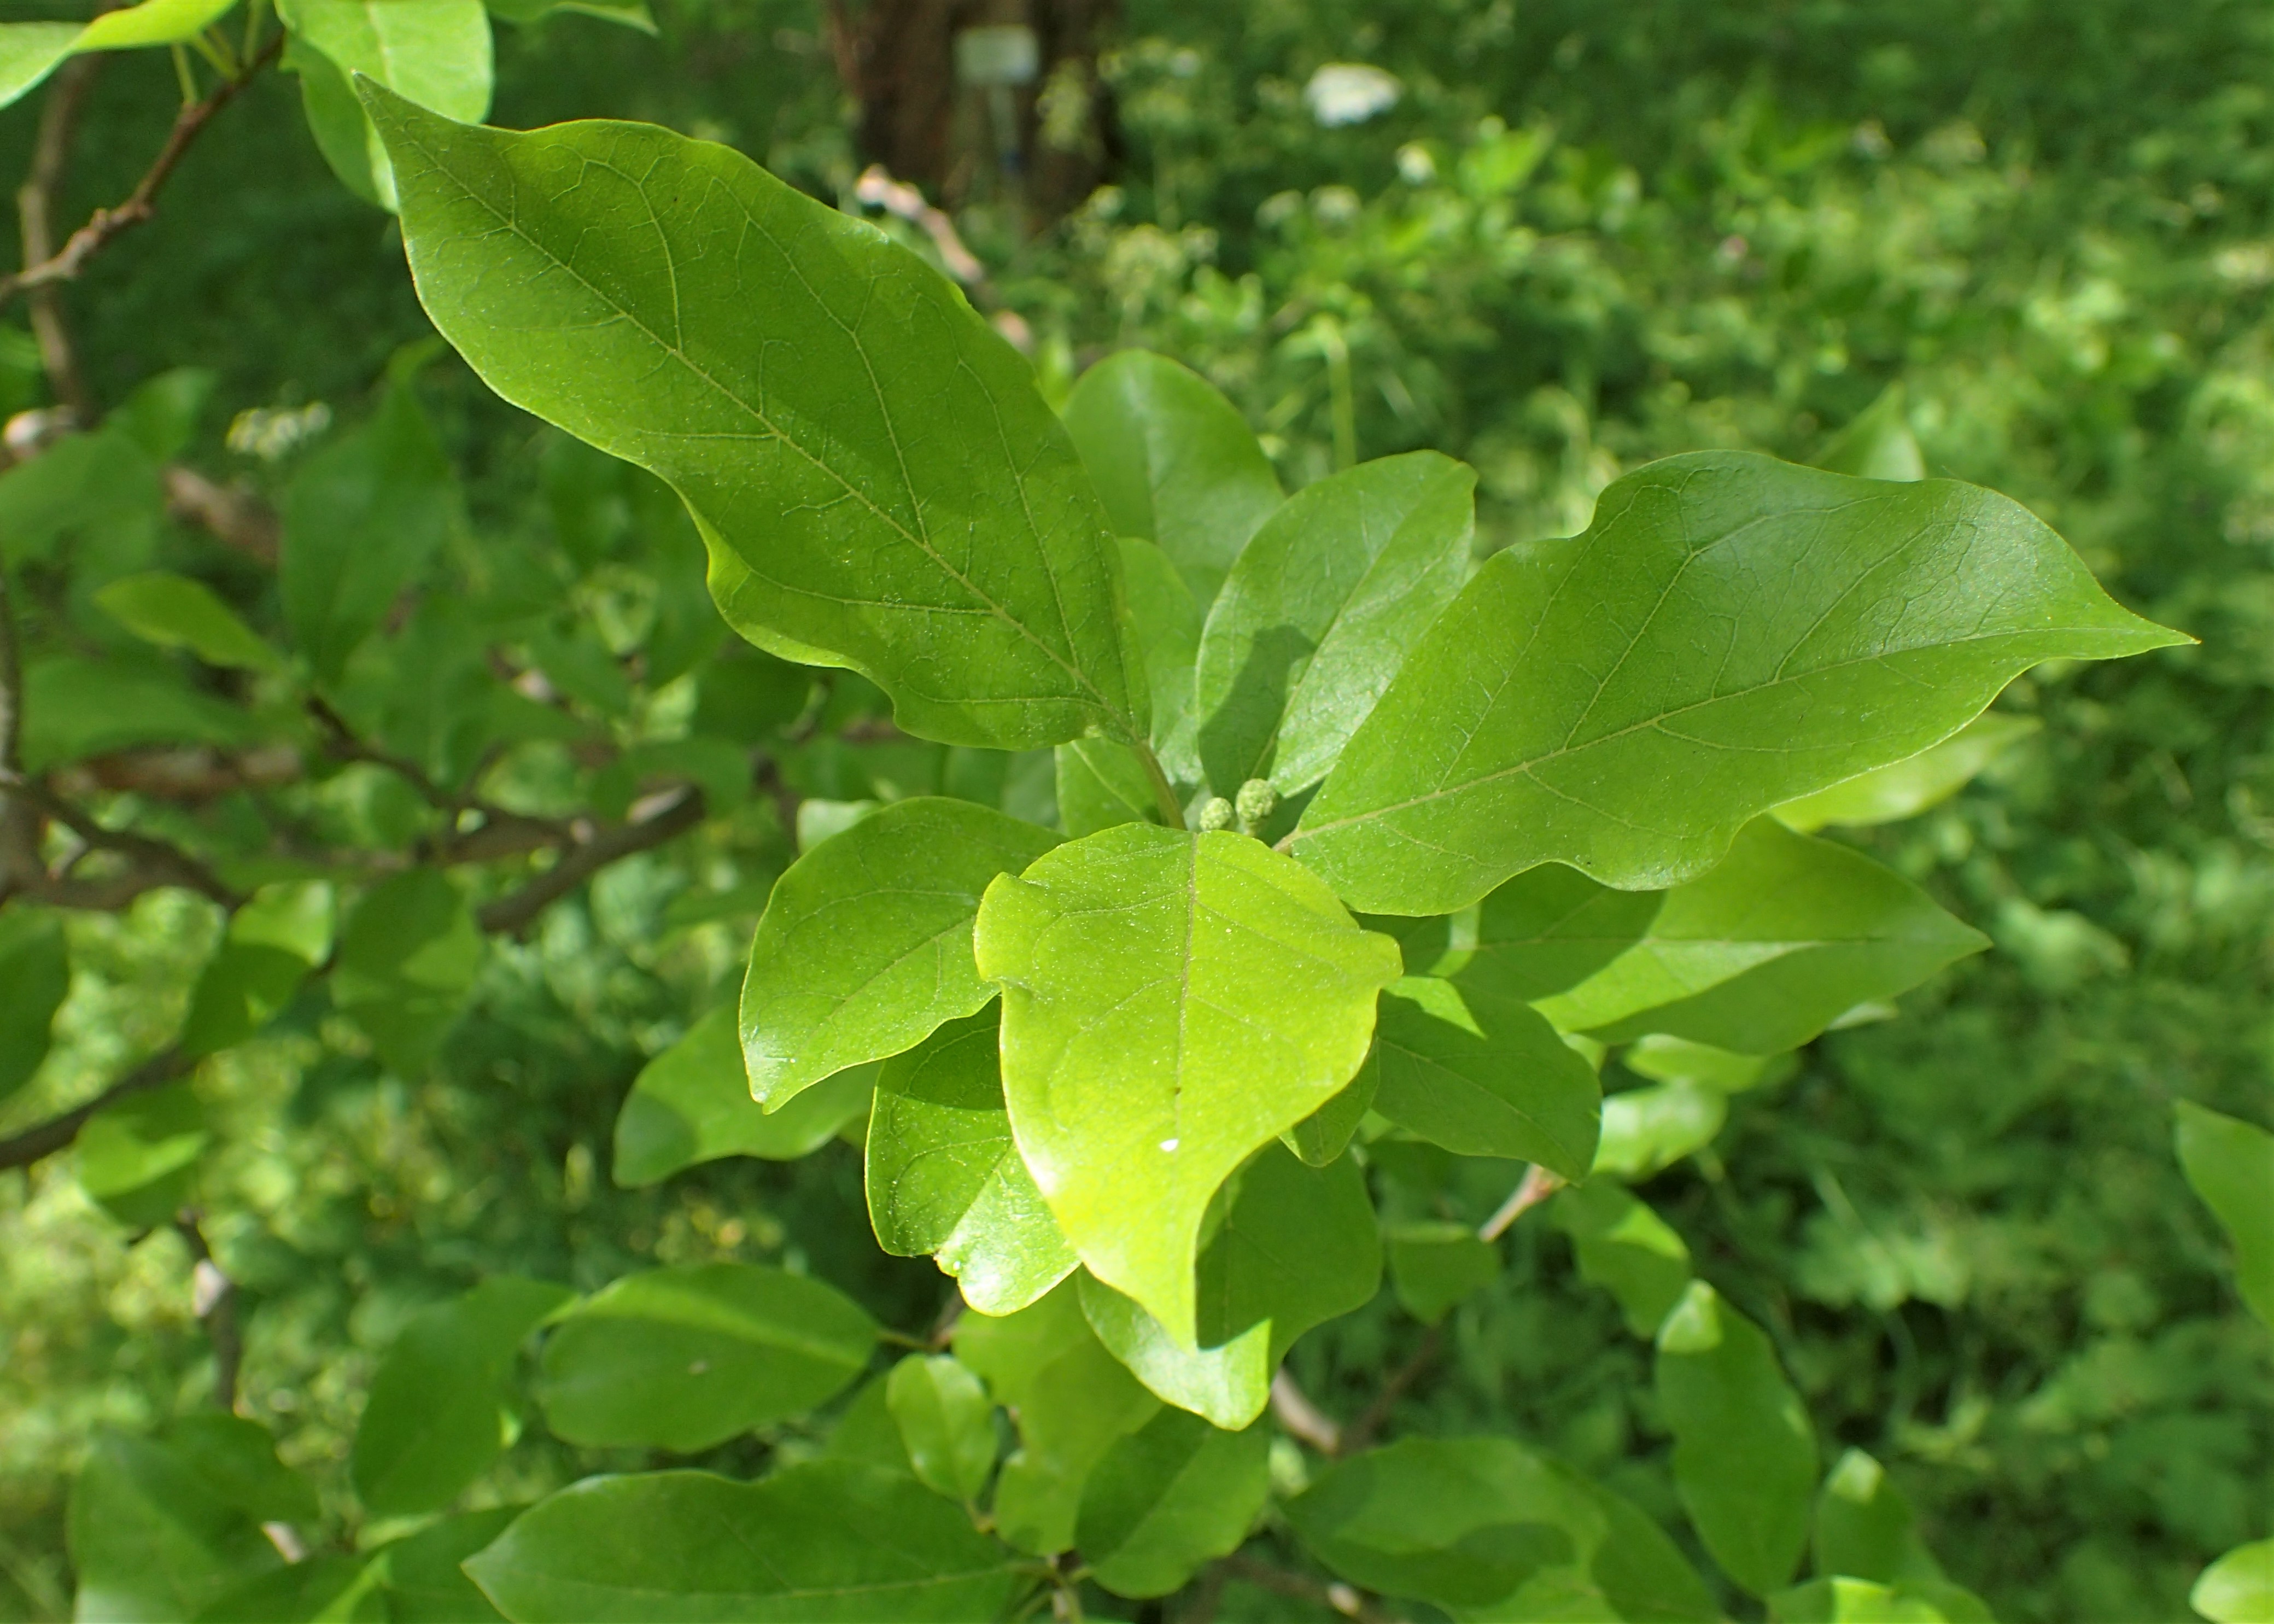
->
1062 349 1283 606
352 1275 573 1517
1292 452 2186 913
1537 820 1986 1054
1077 1410 1270 1598
1370 975 1601 1176
1454 864 1663 1005
614 1003 874 1187
1656 1281 1819 1597
461 1465 1024 1622
369 88 1144 750
1195 452 1472 795
535 1262 875 1450
741 797 1057 1108
864 1012 1077 1316
975 822 1399 1344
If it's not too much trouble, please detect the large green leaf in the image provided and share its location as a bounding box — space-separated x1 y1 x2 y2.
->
1290 452 2187 914
2174 1100 2274 1329
2193 1540 2274 1624
1194 452 1472 796
1370 975 1601 1176
76 1083 208 1228
1079 1145 1379 1427
1773 712 2038 832
1118 537 1206 782
282 0 492 208
367 87 1146 750
0 2 242 114
1386 1223 1501 1325
0 910 68 1105
864 1012 1078 1316
376 1506 521 1623
164 1414 320 1526
1062 350 1283 607
1285 1438 1604 1612
975 823 1401 1345
886 1354 998 1503
182 883 335 1059
614 1004 874 1187
352 1276 574 1517
279 379 460 681
1077 1410 1270 1598
461 1465 1025 1622
0 26 80 112
1535 820 1987 1054
1551 1181 1692 1337
68 1432 280 1624
952 1283 1160 1556
741 797 1058 1108
1454 864 1663 1005
94 572 283 673
535 1262 876 1451
332 869 486 1077
1656 1281 1819 1598
1813 1448 1940 1587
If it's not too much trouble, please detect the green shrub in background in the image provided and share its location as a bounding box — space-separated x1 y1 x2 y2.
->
0 3 2267 1622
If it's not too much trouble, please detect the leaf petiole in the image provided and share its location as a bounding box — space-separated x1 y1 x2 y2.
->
1135 741 1187 829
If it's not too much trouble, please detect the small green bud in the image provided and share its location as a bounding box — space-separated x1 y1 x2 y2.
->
1235 778 1279 833
1196 796 1236 832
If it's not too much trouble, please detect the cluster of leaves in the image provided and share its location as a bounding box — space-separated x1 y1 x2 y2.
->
2 3 2270 1623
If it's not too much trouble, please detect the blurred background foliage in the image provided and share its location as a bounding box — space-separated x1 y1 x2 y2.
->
2 2 2270 1620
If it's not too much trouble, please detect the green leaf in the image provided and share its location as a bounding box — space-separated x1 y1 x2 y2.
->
18 656 256 772
460 1464 1024 1622
482 0 654 32
613 1004 874 1187
1055 737 1164 835
0 909 69 1105
820 1376 915 1477
864 1012 1078 1316
282 0 491 210
1774 713 2038 832
191 1556 377 1623
2174 1100 2274 1328
182 881 335 1059
1077 1146 1381 1428
0 421 162 568
1062 350 1283 607
280 380 459 680
77 1083 207 1228
1814 1448 1939 1586
742 797 1057 1109
1119 536 1206 781
1370 975 1601 1176
1284 1438 1594 1610
1815 383 1925 483
976 823 1400 1345
886 1354 998 1502
367 87 1145 751
952 1282 1160 1556
1656 1281 1819 1597
376 1507 521 1623
1284 1064 1377 1167
1195 452 1473 796
1536 821 1987 1054
1291 451 2188 914
1454 864 1663 1004
534 1261 876 1451
166 1413 321 1526
0 26 81 113
332 869 486 1077
1550 1182 1692 1338
1768 1576 1989 1623
1387 1223 1500 1325
1623 1033 1797 1094
1592 1080 1728 1182
351 1275 574 1517
1077 1410 1270 1598
93 571 284 673
2194 1540 2274 1624
75 0 239 48
68 1431 280 1623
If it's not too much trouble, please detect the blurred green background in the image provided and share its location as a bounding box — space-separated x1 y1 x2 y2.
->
2 3 2269 1620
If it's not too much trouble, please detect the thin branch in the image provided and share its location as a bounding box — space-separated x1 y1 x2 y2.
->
0 33 284 311
0 770 242 908
0 1048 190 1172
173 1211 243 1410
1341 1323 1444 1456
1478 1162 1565 1242
16 58 100 420
1215 1556 1379 1620
1268 1368 1343 1454
163 465 279 566
477 787 706 936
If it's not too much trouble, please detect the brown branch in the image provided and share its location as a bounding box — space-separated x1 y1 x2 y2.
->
1215 1556 1381 1621
174 1211 243 1411
1268 1368 1343 1454
1341 1323 1444 1457
0 33 284 311
163 466 279 566
0 770 242 908
0 1048 190 1172
477 787 705 936
52 743 303 804
16 58 99 420
1478 1162 1565 1243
